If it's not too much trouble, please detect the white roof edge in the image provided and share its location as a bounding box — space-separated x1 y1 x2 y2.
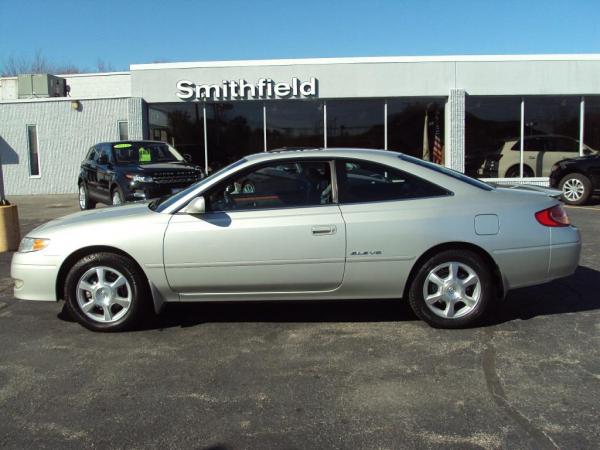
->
58 71 130 78
0 96 132 104
0 71 130 81
130 54 600 71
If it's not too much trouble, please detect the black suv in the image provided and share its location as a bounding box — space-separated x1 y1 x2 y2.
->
78 140 204 209
549 153 600 205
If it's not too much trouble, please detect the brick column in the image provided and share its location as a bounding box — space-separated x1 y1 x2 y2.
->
127 97 146 140
447 89 465 173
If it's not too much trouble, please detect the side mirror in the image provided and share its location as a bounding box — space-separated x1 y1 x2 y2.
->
182 196 206 214
183 153 192 163
583 148 592 156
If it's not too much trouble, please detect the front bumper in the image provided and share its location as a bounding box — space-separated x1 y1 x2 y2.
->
11 252 60 301
124 182 194 201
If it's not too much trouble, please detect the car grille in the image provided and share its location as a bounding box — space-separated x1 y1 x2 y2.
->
151 171 202 184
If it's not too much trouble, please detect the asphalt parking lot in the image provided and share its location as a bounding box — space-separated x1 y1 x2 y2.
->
0 195 599 449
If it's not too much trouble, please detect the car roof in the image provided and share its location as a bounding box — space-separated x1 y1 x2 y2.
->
95 140 168 146
245 147 400 162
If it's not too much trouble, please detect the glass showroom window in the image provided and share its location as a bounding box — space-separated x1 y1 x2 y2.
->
584 96 600 152
27 124 40 177
326 99 384 149
523 96 580 177
465 96 521 178
148 103 205 168
265 100 324 150
205 102 264 172
387 98 445 162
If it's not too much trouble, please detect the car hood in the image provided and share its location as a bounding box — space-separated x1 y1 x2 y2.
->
28 203 154 237
119 162 202 172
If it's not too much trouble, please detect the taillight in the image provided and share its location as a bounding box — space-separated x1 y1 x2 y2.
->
535 205 571 227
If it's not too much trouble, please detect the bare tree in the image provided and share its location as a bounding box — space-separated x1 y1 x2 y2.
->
0 50 119 76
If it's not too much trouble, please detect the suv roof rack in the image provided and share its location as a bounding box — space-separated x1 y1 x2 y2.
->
267 147 323 153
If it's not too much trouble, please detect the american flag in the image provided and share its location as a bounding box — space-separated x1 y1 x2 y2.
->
432 111 443 165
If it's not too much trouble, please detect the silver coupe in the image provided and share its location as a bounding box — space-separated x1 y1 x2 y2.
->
11 148 581 331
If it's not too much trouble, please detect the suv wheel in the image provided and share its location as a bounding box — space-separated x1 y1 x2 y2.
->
64 252 151 331
78 183 96 210
408 250 493 328
559 173 592 205
111 187 124 206
505 165 534 178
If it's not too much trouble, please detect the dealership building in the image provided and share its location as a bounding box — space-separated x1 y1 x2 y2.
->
1 54 600 195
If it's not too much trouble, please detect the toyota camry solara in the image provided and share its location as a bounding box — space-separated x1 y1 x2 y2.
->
11 148 581 331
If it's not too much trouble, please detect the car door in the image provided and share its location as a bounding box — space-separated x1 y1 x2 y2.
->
95 144 113 201
542 137 580 176
334 158 452 297
83 147 100 197
163 159 346 297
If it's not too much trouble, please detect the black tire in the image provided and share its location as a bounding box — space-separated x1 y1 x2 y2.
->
408 249 494 329
64 252 152 332
78 182 96 210
111 186 125 206
505 165 534 178
558 173 592 206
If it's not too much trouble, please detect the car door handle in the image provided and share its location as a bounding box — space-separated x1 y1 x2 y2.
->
312 225 336 236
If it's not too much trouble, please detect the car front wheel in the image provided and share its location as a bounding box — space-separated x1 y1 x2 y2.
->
559 173 591 205
78 183 96 210
64 252 151 331
408 249 493 328
111 187 125 206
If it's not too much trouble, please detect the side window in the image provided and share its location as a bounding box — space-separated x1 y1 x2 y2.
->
553 137 579 152
86 147 97 162
336 159 450 203
207 160 332 212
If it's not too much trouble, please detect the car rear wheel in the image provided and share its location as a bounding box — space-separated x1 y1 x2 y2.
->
505 165 534 178
78 183 96 210
559 173 591 205
408 249 494 328
64 252 151 332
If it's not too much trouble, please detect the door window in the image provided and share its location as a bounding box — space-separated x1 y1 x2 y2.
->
336 159 450 203
207 160 332 211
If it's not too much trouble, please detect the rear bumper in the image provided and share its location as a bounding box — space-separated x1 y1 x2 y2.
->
11 254 59 301
494 228 581 290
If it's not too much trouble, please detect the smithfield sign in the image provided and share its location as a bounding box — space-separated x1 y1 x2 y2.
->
176 77 318 101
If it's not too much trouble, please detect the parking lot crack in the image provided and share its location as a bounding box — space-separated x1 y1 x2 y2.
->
482 330 559 450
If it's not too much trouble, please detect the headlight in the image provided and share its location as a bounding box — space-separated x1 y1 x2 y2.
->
18 237 50 253
125 174 153 183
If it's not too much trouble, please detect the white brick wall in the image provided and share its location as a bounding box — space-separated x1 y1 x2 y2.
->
0 98 131 195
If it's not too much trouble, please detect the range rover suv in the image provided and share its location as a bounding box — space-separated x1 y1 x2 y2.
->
78 141 204 209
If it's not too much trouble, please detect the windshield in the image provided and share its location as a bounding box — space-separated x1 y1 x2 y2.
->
399 154 494 191
149 158 248 211
113 142 184 165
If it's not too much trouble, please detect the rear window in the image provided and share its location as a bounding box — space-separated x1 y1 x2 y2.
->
398 154 494 191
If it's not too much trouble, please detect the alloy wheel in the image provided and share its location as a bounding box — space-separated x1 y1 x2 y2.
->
422 261 482 319
112 191 122 206
562 178 585 202
79 185 87 209
76 266 132 323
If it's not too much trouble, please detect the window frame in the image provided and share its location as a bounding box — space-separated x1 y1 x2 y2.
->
26 124 41 178
203 157 338 213
335 157 453 205
117 120 129 141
